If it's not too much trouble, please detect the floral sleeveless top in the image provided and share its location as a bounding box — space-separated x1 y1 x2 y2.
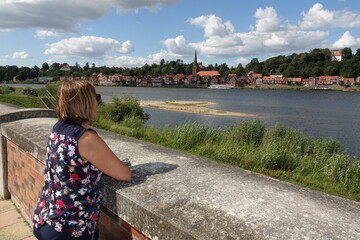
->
33 120 103 238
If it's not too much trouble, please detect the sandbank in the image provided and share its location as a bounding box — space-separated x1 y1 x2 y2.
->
139 100 258 117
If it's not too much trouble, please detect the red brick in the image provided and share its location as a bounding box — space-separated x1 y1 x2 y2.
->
110 221 132 240
99 212 111 230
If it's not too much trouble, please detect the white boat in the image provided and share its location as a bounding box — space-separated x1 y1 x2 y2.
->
208 84 235 89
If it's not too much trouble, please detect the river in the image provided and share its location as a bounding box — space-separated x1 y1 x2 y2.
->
3 84 360 157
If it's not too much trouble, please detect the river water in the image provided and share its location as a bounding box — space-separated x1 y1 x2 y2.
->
3 84 360 157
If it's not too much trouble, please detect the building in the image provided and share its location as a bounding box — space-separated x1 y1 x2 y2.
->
331 50 343 61
60 64 71 71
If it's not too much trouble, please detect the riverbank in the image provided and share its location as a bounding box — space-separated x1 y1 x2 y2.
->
139 100 258 117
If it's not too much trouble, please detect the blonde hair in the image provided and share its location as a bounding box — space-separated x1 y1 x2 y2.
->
56 80 97 124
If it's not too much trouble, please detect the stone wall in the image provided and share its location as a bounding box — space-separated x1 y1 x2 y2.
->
0 108 359 240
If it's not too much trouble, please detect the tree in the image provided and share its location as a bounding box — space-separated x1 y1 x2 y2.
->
284 65 296 77
160 59 165 66
355 48 360 56
235 64 245 76
84 62 90 71
17 67 32 80
218 63 229 76
42 62 49 71
342 48 352 60
245 58 260 73
50 62 60 71
323 66 339 76
311 67 323 77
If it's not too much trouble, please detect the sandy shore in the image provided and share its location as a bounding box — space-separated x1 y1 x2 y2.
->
139 101 258 117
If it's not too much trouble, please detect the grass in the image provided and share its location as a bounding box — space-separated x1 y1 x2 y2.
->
0 94 46 108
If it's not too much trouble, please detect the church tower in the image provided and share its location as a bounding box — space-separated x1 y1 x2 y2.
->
192 50 198 76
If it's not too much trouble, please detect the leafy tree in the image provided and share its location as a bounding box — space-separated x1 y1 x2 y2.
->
219 63 229 76
84 62 90 71
324 66 339 76
284 65 296 77
245 58 260 74
17 67 32 80
50 62 60 70
235 64 245 76
355 48 360 56
42 62 49 71
311 67 323 77
342 48 352 60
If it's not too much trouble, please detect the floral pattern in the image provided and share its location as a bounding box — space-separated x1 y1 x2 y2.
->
33 121 103 238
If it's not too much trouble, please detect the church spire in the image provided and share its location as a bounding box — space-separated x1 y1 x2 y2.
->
192 50 198 76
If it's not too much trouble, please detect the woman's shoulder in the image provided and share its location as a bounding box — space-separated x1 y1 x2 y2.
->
53 120 88 140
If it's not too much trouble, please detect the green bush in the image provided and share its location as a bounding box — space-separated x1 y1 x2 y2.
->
37 81 61 97
95 96 149 123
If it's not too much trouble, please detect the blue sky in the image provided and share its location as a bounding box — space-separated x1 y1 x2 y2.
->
1 0 360 68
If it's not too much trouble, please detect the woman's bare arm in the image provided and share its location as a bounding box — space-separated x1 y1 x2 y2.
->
78 130 132 181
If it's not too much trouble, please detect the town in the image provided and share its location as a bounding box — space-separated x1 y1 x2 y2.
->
7 49 360 90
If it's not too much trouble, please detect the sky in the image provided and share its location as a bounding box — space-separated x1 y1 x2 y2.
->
1 0 360 68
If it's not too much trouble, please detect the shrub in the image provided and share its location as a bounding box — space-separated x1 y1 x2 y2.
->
96 96 149 123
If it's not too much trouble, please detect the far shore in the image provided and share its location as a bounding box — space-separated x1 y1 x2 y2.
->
139 100 258 117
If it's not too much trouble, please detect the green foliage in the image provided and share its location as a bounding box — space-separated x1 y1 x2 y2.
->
226 120 266 146
94 96 149 124
0 94 46 108
0 86 15 94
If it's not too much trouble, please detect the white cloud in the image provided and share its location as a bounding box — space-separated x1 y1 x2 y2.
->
0 0 181 32
332 31 360 49
106 55 148 67
235 57 250 66
12 51 31 59
0 57 7 63
188 14 235 37
254 7 281 32
44 36 123 59
118 40 134 54
161 35 194 56
35 30 65 39
299 3 360 29
174 14 329 59
106 49 185 67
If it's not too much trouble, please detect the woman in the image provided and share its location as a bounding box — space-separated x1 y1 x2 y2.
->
33 80 132 240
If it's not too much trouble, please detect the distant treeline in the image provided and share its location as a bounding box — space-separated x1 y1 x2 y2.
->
1 47 360 82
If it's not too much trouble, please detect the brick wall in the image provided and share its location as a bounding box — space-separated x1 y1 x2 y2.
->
6 138 148 240
7 138 44 222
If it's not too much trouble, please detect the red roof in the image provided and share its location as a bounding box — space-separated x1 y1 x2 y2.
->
197 71 220 77
174 74 185 79
252 73 263 78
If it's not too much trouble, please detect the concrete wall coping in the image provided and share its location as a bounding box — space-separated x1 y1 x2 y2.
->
1 116 359 240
